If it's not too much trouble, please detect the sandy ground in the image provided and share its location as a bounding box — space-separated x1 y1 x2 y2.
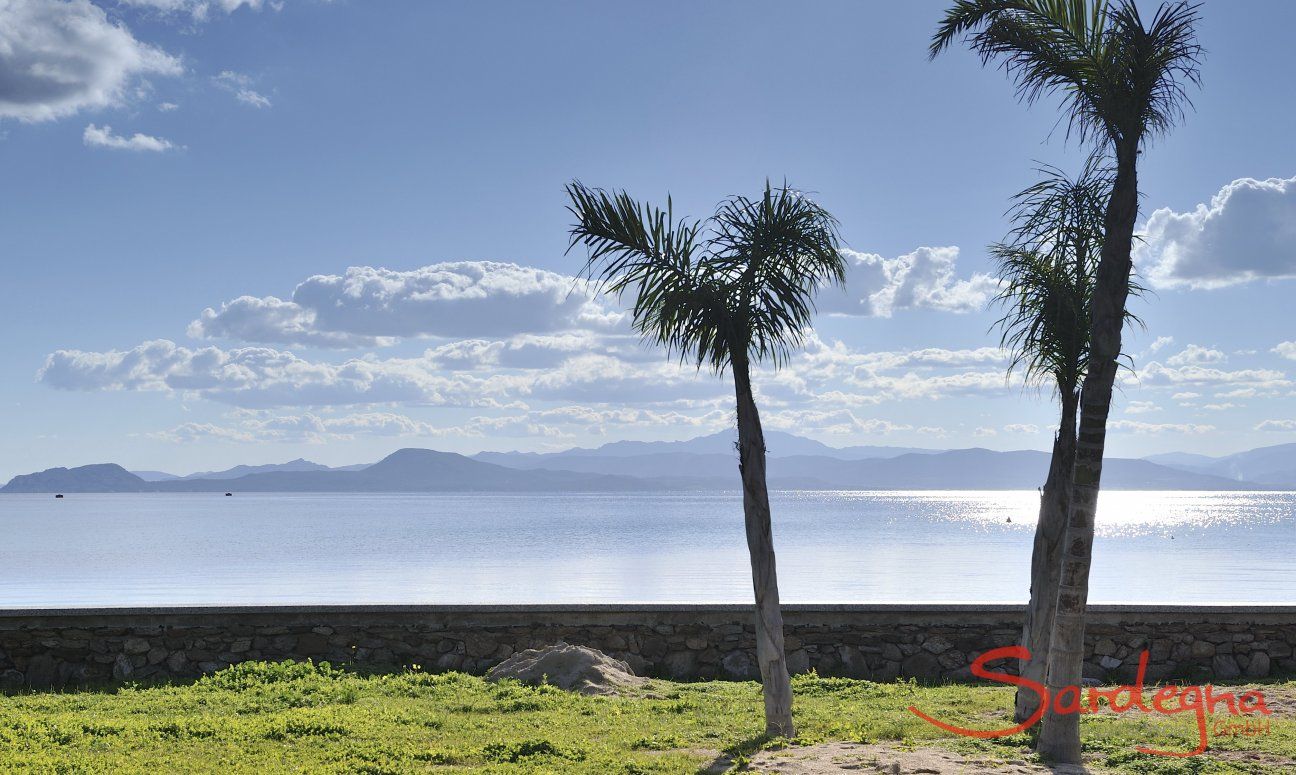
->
693 683 1296 773
702 742 1103 774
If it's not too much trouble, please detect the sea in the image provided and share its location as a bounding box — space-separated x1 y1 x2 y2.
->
1 490 1291 607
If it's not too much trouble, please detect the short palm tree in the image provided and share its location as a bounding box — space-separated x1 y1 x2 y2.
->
565 180 845 737
990 159 1115 723
932 0 1202 761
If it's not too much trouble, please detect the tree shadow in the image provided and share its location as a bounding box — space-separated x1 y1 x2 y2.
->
697 732 776 773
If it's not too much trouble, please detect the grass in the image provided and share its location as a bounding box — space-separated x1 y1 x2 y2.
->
0 661 1292 773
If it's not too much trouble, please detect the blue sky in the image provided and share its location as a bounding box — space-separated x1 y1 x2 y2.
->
2 0 1294 479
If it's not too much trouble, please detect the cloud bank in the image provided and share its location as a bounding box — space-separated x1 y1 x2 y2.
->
189 262 624 347
1138 176 1296 289
0 0 182 122
819 247 997 317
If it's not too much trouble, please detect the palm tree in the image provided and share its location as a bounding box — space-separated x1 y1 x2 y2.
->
990 159 1116 723
931 0 1201 761
565 181 845 737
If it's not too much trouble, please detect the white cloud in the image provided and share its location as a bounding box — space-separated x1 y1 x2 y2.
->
1201 403 1239 411
884 346 1006 368
157 101 179 112
1218 388 1258 399
1138 176 1296 289
119 0 270 22
819 247 997 317
763 409 910 436
212 71 271 108
847 368 1007 401
1256 419 1296 432
38 339 499 408
1003 423 1040 434
1165 344 1226 367
974 426 998 437
153 406 732 444
1108 420 1216 434
151 412 437 444
43 329 1020 422
83 123 175 152
425 332 649 371
190 262 623 347
1272 342 1296 361
1134 362 1288 391
476 406 729 439
189 295 389 348
1147 336 1175 354
149 422 255 443
320 412 437 437
36 338 720 410
518 353 721 405
1125 400 1161 415
788 335 1009 403
0 0 182 122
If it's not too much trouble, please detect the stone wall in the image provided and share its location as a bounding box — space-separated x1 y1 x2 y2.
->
1 604 1293 690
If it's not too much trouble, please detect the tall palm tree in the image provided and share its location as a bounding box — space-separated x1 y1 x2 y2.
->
565 180 845 737
931 0 1202 761
990 159 1116 723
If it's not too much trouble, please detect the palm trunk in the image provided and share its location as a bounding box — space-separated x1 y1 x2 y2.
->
1013 389 1077 723
1037 144 1140 763
732 354 795 738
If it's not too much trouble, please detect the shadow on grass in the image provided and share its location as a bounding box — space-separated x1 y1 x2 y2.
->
701 728 1102 775
696 732 779 774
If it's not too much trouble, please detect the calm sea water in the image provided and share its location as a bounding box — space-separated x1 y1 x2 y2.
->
0 491 1291 607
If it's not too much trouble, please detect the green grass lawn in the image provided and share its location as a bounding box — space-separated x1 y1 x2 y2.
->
1 661 1292 773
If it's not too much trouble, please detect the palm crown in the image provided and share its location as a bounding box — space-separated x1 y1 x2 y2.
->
991 157 1145 398
930 0 1202 152
565 181 845 373
991 157 1108 395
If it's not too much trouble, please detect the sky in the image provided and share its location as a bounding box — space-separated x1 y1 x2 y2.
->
1 0 1294 480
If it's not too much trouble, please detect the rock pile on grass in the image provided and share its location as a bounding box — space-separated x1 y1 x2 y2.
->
485 643 646 696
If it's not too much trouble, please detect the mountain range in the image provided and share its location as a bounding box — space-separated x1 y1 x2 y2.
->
4 430 1292 493
1144 443 1296 487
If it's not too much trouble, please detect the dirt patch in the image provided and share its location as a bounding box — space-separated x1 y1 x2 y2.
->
1242 682 1296 717
708 742 1106 774
484 642 647 696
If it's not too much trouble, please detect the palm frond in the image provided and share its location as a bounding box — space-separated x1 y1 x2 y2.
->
564 182 730 369
565 181 843 373
708 183 845 368
930 0 1201 149
991 159 1112 394
931 0 1109 143
1103 1 1202 145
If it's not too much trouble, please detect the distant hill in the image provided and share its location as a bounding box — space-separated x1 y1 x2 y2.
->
475 446 1253 491
131 470 180 482
2 464 150 493
475 451 741 480
1144 443 1296 488
476 429 938 467
799 449 1247 491
149 449 658 493
173 458 335 481
2 433 1280 493
132 459 367 483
